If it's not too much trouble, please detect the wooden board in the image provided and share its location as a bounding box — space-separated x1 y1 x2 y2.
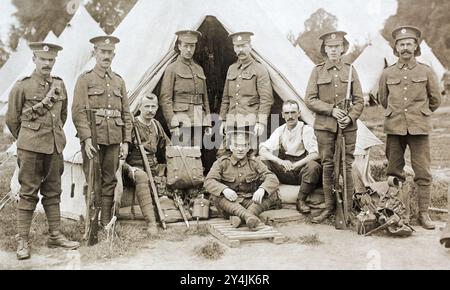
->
207 219 286 248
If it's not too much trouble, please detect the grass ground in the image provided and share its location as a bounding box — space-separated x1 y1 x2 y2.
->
0 102 449 262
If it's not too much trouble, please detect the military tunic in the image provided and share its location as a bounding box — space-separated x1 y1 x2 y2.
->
6 70 68 210
160 55 211 129
305 59 364 209
378 59 441 212
204 154 280 217
72 65 133 202
220 56 274 127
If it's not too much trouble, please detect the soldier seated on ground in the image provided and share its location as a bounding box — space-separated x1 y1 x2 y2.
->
204 130 281 230
121 93 170 235
259 100 322 214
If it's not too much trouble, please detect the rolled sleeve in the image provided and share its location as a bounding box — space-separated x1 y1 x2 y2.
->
303 125 318 154
259 125 281 153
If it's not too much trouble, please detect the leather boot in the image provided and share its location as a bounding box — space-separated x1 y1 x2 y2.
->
439 223 450 248
296 199 311 214
47 231 80 249
16 237 31 260
312 190 335 224
418 212 435 230
245 215 262 230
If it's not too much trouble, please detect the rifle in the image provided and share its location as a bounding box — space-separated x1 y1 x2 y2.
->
84 110 102 246
132 117 167 230
173 190 190 228
333 64 353 230
363 213 400 236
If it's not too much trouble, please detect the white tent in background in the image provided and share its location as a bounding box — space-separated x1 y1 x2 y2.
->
9 0 383 219
0 39 31 101
6 5 104 219
417 41 446 84
353 33 397 102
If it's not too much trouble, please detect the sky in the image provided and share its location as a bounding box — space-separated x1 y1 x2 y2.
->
0 0 17 44
0 0 397 46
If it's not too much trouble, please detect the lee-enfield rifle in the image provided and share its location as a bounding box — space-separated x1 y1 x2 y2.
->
131 116 167 230
84 109 102 246
333 64 353 230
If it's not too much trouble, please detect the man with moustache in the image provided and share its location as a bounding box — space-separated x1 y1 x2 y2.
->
205 131 280 230
259 100 322 214
6 42 80 260
219 32 274 152
122 93 170 235
305 31 364 224
72 36 133 227
378 26 441 229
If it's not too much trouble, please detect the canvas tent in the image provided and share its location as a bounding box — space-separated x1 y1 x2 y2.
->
7 0 383 219
353 34 397 104
0 39 31 101
417 41 447 86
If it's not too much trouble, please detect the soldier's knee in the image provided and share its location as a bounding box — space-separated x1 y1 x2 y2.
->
18 198 38 211
134 170 149 184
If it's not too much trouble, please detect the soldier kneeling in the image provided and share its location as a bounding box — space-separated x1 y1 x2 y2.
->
122 93 169 235
204 130 281 230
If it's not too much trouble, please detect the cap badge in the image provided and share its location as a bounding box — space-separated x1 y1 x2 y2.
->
237 36 242 41
331 34 336 39
104 39 110 44
43 45 49 52
401 28 407 34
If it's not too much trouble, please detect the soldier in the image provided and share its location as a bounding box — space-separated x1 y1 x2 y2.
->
204 131 280 230
378 26 441 229
219 32 274 152
259 100 322 214
122 93 169 235
305 31 364 224
159 30 212 148
6 42 80 260
72 36 133 227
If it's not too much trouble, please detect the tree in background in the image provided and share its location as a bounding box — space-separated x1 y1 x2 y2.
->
295 8 338 64
86 0 137 35
0 38 9 68
294 8 365 64
383 0 450 68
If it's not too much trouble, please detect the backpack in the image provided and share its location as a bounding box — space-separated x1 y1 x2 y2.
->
166 146 204 189
354 177 414 237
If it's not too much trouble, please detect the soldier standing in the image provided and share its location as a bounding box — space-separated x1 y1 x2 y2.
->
72 36 132 227
378 26 441 229
6 42 80 260
305 31 364 224
159 30 212 147
204 131 280 230
219 32 274 152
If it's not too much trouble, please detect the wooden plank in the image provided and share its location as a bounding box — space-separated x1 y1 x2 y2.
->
207 223 240 248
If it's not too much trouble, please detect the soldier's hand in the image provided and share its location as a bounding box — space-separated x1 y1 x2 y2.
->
84 138 97 160
170 127 180 137
205 127 213 136
219 123 226 136
223 188 237 202
278 159 294 171
254 123 265 137
120 142 129 160
331 108 347 120
252 188 266 204
338 116 351 129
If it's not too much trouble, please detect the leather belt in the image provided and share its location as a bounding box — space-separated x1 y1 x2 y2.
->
94 108 121 118
175 94 203 104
